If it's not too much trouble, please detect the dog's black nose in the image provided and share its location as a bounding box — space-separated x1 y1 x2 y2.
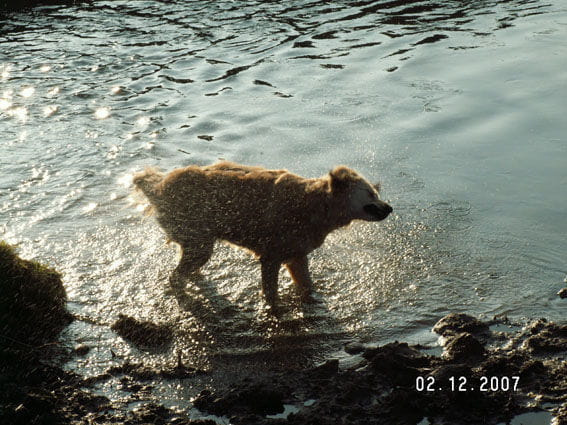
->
364 202 392 220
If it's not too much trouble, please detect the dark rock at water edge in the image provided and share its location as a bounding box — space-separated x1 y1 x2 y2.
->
344 341 365 355
442 332 486 362
433 312 489 337
0 241 72 348
194 381 287 417
111 313 173 349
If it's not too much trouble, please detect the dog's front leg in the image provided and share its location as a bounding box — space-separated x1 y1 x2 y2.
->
169 240 214 286
260 257 280 307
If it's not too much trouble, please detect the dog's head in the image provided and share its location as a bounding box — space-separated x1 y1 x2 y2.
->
330 166 392 222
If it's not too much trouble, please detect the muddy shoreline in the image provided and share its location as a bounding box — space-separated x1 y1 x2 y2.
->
1 243 566 424
2 312 566 424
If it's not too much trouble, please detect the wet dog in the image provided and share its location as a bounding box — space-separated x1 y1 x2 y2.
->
134 161 392 307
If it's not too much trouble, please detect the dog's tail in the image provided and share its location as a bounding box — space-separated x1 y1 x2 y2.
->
133 167 164 205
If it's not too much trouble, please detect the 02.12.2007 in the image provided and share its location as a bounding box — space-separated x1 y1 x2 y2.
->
415 375 520 392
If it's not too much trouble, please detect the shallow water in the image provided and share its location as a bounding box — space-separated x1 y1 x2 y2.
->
1 0 566 415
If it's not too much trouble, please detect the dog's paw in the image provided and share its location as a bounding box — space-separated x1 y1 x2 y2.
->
300 292 322 305
168 273 186 289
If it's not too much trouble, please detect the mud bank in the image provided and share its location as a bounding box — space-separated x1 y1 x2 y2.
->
193 313 566 425
3 313 564 425
1 251 565 425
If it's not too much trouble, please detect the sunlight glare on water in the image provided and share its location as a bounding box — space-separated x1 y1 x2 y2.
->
94 106 111 120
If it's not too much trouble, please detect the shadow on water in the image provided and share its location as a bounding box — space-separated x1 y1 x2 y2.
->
0 0 86 13
168 269 347 378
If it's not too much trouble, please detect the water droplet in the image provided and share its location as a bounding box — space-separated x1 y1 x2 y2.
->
0 64 12 80
137 116 150 127
117 173 133 188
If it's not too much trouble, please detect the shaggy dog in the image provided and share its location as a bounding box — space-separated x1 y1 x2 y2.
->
133 162 392 307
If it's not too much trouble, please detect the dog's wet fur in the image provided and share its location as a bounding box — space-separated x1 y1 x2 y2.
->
134 161 392 307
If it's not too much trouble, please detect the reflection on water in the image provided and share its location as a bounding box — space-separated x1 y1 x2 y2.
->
1 0 566 412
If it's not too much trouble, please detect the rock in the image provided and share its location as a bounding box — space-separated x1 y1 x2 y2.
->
430 363 473 385
0 241 72 345
363 342 429 368
363 342 429 386
308 359 339 378
554 404 567 425
522 319 567 354
558 288 567 299
194 382 285 416
443 332 486 362
74 344 90 356
111 314 173 349
433 313 489 337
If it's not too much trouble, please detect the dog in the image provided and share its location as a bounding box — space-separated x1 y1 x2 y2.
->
133 161 392 307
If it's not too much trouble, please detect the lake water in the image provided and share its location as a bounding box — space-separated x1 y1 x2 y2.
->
1 0 566 414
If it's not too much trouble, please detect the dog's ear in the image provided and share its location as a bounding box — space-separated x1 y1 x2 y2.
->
329 166 357 192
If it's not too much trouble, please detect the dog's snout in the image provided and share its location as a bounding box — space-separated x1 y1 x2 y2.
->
364 202 392 221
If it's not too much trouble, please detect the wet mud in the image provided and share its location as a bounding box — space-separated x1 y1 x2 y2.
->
193 313 567 425
1 245 565 424
2 306 566 424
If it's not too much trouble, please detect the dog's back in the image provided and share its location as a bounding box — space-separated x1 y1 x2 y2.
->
133 162 315 253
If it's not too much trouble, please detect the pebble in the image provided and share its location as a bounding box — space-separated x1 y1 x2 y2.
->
74 344 90 356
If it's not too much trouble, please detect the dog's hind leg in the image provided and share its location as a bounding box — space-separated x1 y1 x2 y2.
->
260 257 281 307
169 238 214 286
285 256 315 302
